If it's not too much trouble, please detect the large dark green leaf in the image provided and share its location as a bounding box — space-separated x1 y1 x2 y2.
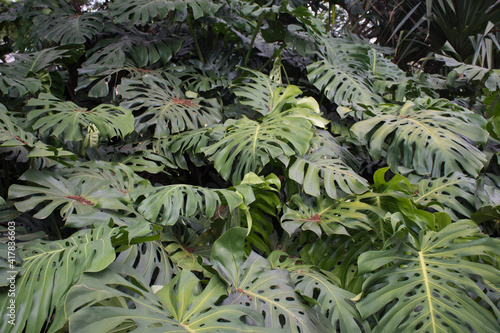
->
358 220 500 332
268 251 369 332
110 0 221 24
41 12 104 45
27 93 134 141
307 37 382 106
118 76 221 138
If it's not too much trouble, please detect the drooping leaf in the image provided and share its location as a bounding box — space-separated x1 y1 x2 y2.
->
351 98 488 177
131 184 243 225
41 12 104 45
231 67 282 116
358 220 500 333
8 170 122 220
0 225 116 333
307 37 382 106
288 149 368 199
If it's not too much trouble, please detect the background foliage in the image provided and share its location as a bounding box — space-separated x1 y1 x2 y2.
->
1 0 500 332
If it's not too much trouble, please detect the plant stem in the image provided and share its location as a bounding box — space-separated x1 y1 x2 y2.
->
244 13 265 67
187 13 205 64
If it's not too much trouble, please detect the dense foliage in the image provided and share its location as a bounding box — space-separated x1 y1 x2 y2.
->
1 0 500 332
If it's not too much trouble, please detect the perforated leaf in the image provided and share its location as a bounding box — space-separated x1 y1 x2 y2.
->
231 67 281 116
288 150 368 199
412 172 477 219
268 252 369 332
0 225 116 333
307 37 382 106
221 252 333 333
358 221 500 333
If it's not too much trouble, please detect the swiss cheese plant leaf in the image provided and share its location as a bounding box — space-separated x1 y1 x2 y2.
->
8 170 122 220
116 240 177 287
41 12 104 45
211 228 333 332
351 98 488 177
307 37 382 106
110 0 221 24
118 76 221 138
0 224 116 333
412 172 477 219
0 45 84 78
358 220 500 333
220 251 333 333
27 93 134 141
203 86 328 184
131 184 243 225
268 251 369 332
62 263 273 333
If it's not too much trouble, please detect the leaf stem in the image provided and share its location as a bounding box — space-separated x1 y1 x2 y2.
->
187 13 205 64
244 14 265 67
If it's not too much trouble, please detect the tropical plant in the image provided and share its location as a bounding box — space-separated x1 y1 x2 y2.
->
0 0 500 332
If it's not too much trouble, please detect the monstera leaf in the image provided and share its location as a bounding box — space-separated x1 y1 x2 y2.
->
281 193 385 237
358 220 500 333
59 263 273 333
41 12 104 45
27 93 134 141
412 172 477 219
118 76 221 138
307 37 382 106
231 67 282 116
110 0 221 24
131 184 243 225
203 85 328 184
0 45 84 78
352 98 488 177
267 251 369 332
211 229 333 333
288 149 368 199
0 224 116 333
8 170 123 220
116 240 177 286
84 28 183 68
